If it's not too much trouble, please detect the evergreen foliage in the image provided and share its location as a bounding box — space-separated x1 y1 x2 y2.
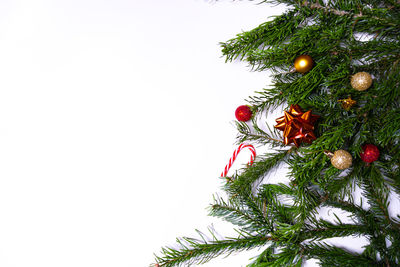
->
155 0 400 266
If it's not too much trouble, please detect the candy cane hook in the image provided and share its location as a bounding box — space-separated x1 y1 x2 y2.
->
220 143 256 178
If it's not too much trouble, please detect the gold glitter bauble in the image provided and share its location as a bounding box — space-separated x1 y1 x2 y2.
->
350 72 373 91
294 55 314 73
330 149 353 170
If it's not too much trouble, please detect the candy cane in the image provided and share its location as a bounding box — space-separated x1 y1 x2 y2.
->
220 143 256 177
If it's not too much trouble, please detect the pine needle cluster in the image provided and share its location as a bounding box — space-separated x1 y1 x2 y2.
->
155 0 400 266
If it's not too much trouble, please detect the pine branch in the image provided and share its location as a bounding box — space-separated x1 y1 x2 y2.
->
226 149 293 195
209 195 272 232
302 242 381 267
301 0 398 27
155 231 271 267
300 220 369 242
155 0 400 265
235 120 286 147
220 9 304 62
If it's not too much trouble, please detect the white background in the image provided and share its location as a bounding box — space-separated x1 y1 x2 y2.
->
0 1 389 267
0 1 288 266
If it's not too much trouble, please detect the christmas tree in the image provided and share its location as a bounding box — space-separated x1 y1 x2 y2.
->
154 0 400 266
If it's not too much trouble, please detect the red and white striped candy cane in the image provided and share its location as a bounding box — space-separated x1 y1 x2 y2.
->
220 143 256 177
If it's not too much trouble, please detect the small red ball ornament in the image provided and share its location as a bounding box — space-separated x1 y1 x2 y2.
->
360 144 380 163
235 105 252 122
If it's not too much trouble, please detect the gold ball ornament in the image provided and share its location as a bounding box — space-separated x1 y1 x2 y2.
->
350 72 373 91
294 55 314 73
330 149 353 170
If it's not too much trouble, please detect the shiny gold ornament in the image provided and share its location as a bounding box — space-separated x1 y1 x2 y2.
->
274 104 320 147
325 149 353 170
294 55 314 73
338 96 357 111
350 72 373 91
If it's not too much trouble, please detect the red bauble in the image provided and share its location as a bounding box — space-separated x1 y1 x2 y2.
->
235 105 252 122
360 144 380 163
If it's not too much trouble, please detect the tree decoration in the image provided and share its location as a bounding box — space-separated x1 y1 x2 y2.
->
235 105 253 122
274 104 319 147
360 144 380 163
220 143 256 178
338 96 357 111
325 149 353 170
294 55 314 73
155 1 400 266
350 72 373 91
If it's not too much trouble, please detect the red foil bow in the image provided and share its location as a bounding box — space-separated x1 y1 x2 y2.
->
274 104 319 147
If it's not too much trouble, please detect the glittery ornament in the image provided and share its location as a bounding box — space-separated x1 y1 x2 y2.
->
338 96 357 111
294 55 314 73
274 104 319 147
360 144 380 163
351 72 373 91
326 149 353 170
235 105 253 122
